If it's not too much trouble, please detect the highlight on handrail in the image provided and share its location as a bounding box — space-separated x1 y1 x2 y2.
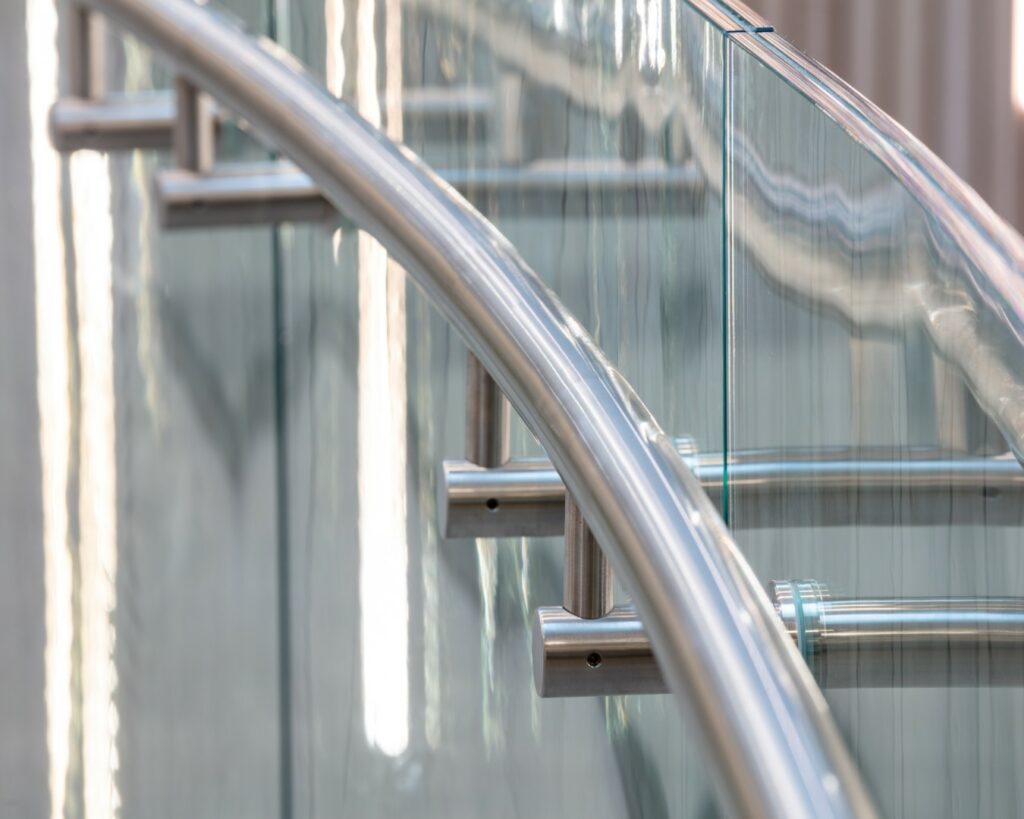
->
64 0 875 816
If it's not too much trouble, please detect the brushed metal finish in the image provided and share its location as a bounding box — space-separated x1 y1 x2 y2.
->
441 449 1024 538
563 494 613 619
533 606 666 697
465 352 510 468
439 457 565 539
72 2 876 816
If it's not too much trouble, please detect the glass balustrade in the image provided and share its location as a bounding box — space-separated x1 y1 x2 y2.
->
724 30 1024 818
7 0 1024 815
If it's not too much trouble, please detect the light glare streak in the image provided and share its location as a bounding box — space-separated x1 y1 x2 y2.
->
27 1 72 816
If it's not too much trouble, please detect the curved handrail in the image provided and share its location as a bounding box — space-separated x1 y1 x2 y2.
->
75 0 875 816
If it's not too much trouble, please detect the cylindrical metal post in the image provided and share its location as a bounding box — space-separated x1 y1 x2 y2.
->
174 78 215 173
465 352 510 468
564 493 613 619
68 5 106 100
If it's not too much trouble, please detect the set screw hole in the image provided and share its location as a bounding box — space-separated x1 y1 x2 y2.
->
485 498 500 511
586 652 602 669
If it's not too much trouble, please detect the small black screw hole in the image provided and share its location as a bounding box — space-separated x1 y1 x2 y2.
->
485 498 500 511
586 652 602 669
982 486 1001 500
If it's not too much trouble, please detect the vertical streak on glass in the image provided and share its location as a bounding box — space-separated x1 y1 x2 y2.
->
720 33 730 525
70 148 119 819
27 2 72 816
384 0 403 142
266 5 294 816
271 224 294 819
669 0 678 72
475 537 501 752
325 0 344 97
356 0 409 758
614 0 624 67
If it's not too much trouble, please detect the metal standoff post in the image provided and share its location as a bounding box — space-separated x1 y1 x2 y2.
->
173 78 216 174
563 493 613 619
465 352 510 468
68 3 106 99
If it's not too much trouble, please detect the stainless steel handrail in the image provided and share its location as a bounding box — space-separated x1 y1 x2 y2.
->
75 0 874 816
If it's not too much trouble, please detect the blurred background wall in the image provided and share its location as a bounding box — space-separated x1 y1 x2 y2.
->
745 0 1024 233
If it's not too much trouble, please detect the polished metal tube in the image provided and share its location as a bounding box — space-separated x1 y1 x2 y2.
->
533 606 663 697
76 2 875 815
563 494 613 619
465 352 510 468
174 78 215 173
440 448 1024 538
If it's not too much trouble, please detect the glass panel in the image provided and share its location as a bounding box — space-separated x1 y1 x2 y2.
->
272 0 733 815
726 32 1024 818
17 2 286 814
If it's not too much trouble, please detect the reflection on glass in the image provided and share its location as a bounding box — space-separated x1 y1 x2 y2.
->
27 1 73 816
355 0 410 759
70 147 120 819
726 33 1024 817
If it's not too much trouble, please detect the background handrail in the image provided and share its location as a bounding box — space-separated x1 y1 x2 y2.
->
76 0 875 816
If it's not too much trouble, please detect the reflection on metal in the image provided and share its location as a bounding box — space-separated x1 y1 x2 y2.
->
465 352 510 468
355 0 410 759
152 159 704 228
535 585 1024 696
563 494 613 619
73 2 876 815
533 606 663 697
29 0 74 815
441 447 1024 538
